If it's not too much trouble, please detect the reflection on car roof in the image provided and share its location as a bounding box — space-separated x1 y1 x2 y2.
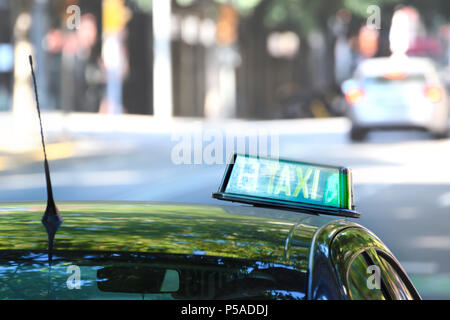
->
0 201 350 268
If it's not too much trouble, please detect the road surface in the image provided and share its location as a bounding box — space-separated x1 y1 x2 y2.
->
0 113 449 299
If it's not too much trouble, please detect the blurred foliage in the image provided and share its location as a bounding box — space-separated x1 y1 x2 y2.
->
215 0 263 16
129 0 450 32
226 0 450 32
263 0 341 32
343 0 399 17
129 0 152 13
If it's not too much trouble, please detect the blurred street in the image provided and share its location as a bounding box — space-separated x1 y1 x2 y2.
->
1 0 450 302
0 112 449 299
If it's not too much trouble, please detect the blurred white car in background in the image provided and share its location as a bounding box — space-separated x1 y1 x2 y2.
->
342 56 449 141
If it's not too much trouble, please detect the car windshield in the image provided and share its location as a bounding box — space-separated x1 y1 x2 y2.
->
363 74 427 86
0 251 307 300
361 74 428 99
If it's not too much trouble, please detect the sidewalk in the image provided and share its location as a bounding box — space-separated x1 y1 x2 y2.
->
0 111 350 152
0 111 350 173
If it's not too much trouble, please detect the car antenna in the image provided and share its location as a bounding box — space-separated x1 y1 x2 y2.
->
29 55 63 264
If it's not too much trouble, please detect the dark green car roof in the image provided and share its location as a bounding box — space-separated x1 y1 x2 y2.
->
0 201 356 269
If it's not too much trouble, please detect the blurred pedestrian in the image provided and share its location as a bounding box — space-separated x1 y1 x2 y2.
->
49 13 102 113
98 0 131 115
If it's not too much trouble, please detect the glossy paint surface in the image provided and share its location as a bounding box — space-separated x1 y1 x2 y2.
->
0 201 338 266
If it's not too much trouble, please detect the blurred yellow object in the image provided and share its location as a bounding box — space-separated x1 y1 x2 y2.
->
31 142 75 162
102 0 132 34
310 99 329 118
424 86 442 104
216 4 238 46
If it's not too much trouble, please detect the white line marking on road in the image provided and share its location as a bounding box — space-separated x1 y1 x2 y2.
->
0 170 143 190
400 261 439 275
412 236 450 250
438 192 450 208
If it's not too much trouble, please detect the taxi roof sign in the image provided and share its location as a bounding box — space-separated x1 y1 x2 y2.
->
213 154 360 218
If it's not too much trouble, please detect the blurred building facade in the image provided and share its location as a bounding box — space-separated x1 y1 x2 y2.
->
3 0 450 119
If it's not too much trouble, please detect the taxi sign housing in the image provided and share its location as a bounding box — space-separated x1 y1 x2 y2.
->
212 154 360 218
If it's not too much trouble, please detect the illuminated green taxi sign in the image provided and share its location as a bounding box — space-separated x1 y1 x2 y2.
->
213 154 359 218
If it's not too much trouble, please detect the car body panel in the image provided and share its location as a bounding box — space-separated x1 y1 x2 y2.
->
0 201 420 299
0 201 338 268
326 226 420 299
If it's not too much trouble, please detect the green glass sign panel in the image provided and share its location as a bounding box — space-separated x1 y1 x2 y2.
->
225 155 346 208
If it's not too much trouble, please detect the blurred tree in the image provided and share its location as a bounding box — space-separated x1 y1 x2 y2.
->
130 0 153 13
230 0 450 118
123 0 450 118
